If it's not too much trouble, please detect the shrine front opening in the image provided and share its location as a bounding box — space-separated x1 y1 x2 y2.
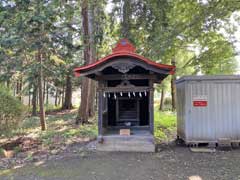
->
103 78 151 135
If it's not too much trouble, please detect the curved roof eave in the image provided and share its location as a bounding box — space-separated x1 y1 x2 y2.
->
74 51 176 77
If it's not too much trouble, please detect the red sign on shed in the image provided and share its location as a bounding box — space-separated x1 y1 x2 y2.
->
193 95 208 107
193 100 207 107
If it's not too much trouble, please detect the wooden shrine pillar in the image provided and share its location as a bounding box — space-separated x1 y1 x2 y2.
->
98 81 104 136
149 80 154 135
116 98 119 124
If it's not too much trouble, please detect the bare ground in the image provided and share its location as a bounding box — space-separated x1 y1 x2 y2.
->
1 143 240 180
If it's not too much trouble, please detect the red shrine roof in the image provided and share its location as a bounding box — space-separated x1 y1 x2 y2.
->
74 39 175 77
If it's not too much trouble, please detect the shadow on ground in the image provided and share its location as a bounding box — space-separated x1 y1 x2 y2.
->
1 143 240 180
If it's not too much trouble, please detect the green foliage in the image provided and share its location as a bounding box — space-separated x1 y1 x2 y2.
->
0 85 26 133
109 0 240 75
24 153 34 161
154 110 176 142
44 104 62 112
40 124 97 146
0 0 86 111
196 32 237 74
163 97 172 111
13 146 22 154
0 148 5 156
3 111 98 146
21 116 40 130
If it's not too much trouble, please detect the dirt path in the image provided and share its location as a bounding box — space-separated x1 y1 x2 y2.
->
1 146 240 180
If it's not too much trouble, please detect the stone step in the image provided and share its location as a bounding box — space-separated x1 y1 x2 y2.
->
119 116 137 119
119 111 137 114
103 135 154 141
96 135 155 152
120 113 136 115
119 114 137 117
118 117 138 122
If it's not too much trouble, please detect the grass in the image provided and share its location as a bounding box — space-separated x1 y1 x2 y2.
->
0 169 12 176
40 124 97 146
1 105 176 147
0 147 5 156
28 105 63 114
154 108 177 143
0 110 98 148
38 113 97 146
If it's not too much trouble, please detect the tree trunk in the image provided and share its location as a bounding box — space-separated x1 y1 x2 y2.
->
13 82 16 96
20 78 23 102
55 88 58 106
62 85 65 106
16 78 23 101
37 50 46 131
121 0 131 39
58 91 61 106
159 87 165 111
46 82 49 105
171 58 176 111
88 4 96 117
6 80 10 88
43 77 46 103
16 81 19 98
62 74 73 110
76 0 96 124
28 83 31 107
88 81 96 117
32 82 37 116
36 89 39 107
76 78 91 124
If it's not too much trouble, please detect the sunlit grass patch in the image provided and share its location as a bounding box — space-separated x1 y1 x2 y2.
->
39 123 97 146
155 110 176 129
21 116 40 129
0 169 12 176
154 109 176 143
47 112 76 122
0 110 97 148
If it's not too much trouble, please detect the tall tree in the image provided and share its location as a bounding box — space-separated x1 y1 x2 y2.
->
37 50 46 130
121 0 132 39
171 58 176 111
76 0 106 124
76 0 94 124
32 82 37 116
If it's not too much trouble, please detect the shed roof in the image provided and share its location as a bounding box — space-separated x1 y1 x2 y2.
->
176 75 240 84
74 39 175 79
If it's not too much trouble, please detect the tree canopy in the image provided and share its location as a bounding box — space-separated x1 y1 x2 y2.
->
0 0 239 127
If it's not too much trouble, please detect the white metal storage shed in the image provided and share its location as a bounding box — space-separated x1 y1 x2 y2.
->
176 75 240 145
